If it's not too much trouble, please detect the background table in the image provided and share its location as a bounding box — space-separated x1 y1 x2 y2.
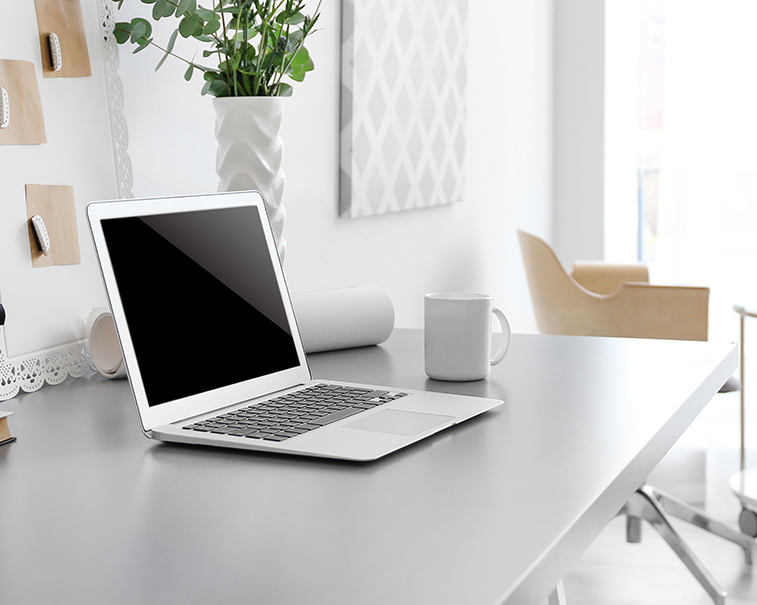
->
731 304 757 535
0 330 736 604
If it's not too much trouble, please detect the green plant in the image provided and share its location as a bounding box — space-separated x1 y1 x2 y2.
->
111 0 321 97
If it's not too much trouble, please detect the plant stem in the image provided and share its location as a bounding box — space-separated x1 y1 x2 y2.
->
252 0 271 95
215 1 237 95
147 39 196 67
273 0 320 93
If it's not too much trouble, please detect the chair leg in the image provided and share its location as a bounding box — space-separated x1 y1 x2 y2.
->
649 485 754 564
626 514 643 543
625 486 728 605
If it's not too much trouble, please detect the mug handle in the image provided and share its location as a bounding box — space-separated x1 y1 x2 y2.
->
490 307 511 366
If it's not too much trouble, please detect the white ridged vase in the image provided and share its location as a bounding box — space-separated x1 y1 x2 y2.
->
213 96 286 262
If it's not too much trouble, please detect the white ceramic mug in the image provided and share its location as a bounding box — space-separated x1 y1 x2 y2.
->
424 293 511 381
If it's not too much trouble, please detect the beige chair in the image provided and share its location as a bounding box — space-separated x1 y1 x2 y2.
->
518 229 710 341
518 229 753 605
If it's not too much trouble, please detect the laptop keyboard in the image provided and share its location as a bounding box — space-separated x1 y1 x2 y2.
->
182 384 408 442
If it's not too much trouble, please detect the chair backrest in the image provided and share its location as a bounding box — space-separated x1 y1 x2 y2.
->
517 229 710 341
517 229 601 335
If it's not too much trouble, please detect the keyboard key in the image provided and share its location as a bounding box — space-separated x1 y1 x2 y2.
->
227 428 257 436
283 427 310 435
310 407 364 426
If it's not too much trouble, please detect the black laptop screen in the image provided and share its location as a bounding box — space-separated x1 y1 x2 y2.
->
101 206 300 406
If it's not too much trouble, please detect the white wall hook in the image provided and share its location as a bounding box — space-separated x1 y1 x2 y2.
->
48 32 62 72
0 86 9 129
30 214 51 256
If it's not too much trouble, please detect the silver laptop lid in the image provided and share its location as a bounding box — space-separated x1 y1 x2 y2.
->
86 191 312 432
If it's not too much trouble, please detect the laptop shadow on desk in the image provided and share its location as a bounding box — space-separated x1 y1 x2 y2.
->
140 426 438 473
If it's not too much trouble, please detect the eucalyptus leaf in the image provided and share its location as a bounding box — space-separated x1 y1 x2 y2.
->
129 18 152 42
112 0 321 97
206 78 230 96
287 29 304 46
155 29 179 70
133 39 153 54
196 7 216 20
113 22 132 44
179 14 203 37
176 0 194 16
165 28 179 54
277 11 305 25
152 0 167 20
203 18 221 35
243 45 257 62
291 46 309 67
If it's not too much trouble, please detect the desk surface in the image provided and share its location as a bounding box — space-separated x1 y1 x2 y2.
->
0 331 736 605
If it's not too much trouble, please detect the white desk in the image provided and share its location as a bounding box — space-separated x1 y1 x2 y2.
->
0 331 736 604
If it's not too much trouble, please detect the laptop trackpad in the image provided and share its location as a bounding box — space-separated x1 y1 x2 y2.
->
344 410 454 436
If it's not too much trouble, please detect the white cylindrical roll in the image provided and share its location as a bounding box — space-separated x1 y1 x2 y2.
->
86 308 126 379
291 286 394 353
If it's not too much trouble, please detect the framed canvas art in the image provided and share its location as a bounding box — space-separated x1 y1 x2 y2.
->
340 0 468 218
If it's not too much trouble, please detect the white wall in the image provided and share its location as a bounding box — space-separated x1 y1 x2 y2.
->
551 0 642 267
116 0 553 332
0 2 119 357
551 0 605 265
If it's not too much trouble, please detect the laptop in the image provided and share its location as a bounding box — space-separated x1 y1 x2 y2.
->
86 190 503 461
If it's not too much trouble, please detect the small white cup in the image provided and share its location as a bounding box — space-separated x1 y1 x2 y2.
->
424 293 511 381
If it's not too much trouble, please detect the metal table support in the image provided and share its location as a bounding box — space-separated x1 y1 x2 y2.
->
731 304 757 536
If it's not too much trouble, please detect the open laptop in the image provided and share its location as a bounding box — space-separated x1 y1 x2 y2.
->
86 190 503 461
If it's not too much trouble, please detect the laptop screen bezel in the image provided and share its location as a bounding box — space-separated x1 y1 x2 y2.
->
86 190 312 432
